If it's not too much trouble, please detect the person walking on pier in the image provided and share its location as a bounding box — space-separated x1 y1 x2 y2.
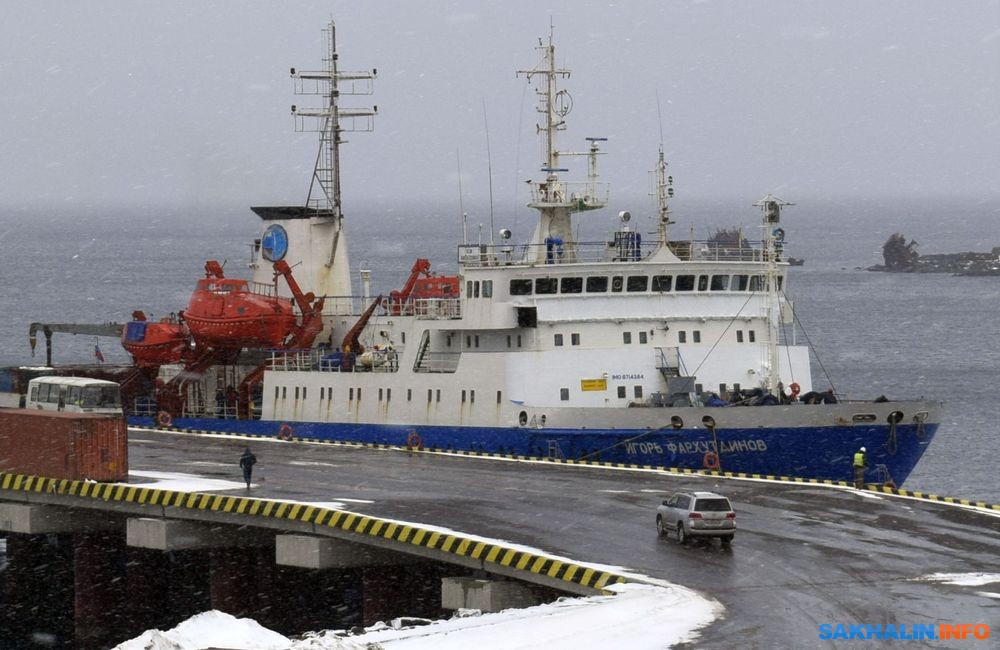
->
239 447 257 489
853 446 868 489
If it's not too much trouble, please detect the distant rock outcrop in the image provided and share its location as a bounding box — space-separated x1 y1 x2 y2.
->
868 233 1000 275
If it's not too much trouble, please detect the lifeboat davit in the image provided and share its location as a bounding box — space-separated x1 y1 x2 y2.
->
121 311 189 368
183 260 297 349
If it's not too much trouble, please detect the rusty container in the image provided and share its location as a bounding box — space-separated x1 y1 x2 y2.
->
0 409 128 482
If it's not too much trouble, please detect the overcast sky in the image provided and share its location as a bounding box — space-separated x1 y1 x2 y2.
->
1 1 997 215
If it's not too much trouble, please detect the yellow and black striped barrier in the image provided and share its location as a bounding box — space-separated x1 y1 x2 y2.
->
0 470 627 593
133 424 1000 514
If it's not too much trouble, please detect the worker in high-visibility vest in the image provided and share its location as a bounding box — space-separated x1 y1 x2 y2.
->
853 446 868 488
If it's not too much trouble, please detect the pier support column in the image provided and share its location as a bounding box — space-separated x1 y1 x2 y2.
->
441 576 542 612
363 563 446 626
209 546 265 617
74 530 125 649
1 533 75 648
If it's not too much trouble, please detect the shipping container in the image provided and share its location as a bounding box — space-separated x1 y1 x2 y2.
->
0 409 128 482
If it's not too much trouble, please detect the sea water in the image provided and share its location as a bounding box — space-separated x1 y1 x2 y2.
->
1 196 997 501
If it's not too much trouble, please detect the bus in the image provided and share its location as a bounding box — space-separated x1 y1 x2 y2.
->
26 376 123 415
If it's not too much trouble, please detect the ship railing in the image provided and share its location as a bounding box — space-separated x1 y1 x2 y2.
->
411 297 461 319
385 297 461 319
413 351 461 373
248 281 280 297
526 181 609 208
266 348 403 373
458 239 768 267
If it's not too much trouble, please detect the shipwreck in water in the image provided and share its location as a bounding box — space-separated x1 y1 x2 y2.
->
869 233 1000 275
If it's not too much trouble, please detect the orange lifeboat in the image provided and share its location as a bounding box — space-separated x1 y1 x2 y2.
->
389 259 460 315
121 311 189 368
183 261 297 349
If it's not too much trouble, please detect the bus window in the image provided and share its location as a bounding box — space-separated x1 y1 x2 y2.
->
26 377 122 414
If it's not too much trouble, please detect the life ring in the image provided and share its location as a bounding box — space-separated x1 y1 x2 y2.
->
406 431 423 451
789 382 801 398
278 423 294 441
156 411 173 428
703 451 720 471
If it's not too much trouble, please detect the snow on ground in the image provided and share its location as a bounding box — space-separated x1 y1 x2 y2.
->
114 583 720 650
114 611 292 650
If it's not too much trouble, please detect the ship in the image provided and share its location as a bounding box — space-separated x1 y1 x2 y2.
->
5 23 939 486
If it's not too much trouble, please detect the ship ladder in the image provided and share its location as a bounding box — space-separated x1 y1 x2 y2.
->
547 440 564 459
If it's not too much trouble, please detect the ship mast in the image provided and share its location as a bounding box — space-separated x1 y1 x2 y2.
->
653 146 675 245
754 194 792 395
291 22 377 218
518 28 607 264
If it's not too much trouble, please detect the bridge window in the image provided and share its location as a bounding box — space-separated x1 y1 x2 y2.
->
571 333 580 346
282 386 287 399
698 275 709 291
749 330 756 343
436 389 441 403
427 389 433 403
693 331 701 343
617 386 626 398
483 280 493 298
386 388 391 402
470 390 475 404
623 332 632 344
737 330 744 343
586 276 608 292
634 385 643 398
560 388 569 401
675 275 695 291
302 387 307 400
535 278 558 294
349 387 354 401
652 275 672 292
510 279 533 295
379 388 384 401
275 386 280 399
408 388 412 402
554 334 564 346
560 277 583 293
627 276 648 292
731 275 749 291
639 331 648 344
749 275 764 292
462 390 466 403
357 388 362 401
611 276 624 292
401 332 406 344
678 331 687 343
497 390 502 404
507 335 512 348
710 275 730 291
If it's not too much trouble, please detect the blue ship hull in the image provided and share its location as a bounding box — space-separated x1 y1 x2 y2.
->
130 416 937 486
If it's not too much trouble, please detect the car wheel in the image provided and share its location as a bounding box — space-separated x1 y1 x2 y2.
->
656 515 666 537
676 523 687 545
721 535 734 547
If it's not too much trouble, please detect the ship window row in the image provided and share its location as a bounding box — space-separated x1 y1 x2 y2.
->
466 280 494 299
510 274 782 296
553 333 582 347
282 386 502 406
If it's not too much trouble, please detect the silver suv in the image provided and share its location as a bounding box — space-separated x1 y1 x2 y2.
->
656 491 736 545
